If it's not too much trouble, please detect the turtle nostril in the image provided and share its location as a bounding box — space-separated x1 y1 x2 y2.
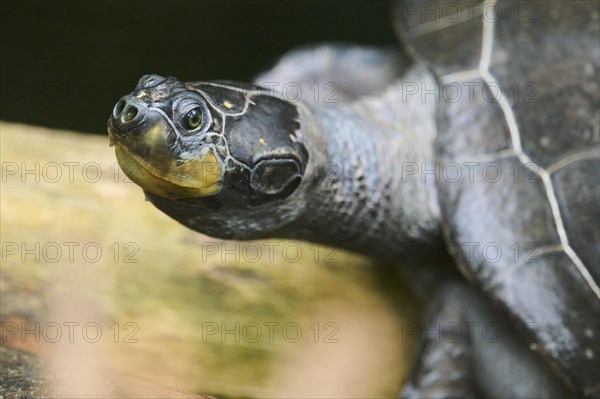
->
123 105 139 122
112 99 145 129
113 100 126 117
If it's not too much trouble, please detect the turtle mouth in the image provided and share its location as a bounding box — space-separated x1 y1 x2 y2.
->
107 124 118 147
108 121 223 199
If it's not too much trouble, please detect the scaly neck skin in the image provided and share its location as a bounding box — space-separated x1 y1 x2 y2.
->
146 64 443 260
282 64 444 260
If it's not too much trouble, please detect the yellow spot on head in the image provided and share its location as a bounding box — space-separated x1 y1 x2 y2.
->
223 101 233 109
136 90 147 99
259 138 265 145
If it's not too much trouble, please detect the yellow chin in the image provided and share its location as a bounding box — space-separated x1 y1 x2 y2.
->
115 143 222 199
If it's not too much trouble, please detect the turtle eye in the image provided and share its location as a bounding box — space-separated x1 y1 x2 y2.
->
176 100 212 136
183 107 202 131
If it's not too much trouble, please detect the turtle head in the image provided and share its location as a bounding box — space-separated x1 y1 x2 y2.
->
108 74 310 238
108 74 222 198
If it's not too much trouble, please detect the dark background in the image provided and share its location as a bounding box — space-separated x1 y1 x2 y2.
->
1 0 396 134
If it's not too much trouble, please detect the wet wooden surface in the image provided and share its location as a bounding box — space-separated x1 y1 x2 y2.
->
1 121 418 398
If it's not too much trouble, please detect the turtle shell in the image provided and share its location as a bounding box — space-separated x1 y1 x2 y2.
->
398 0 599 393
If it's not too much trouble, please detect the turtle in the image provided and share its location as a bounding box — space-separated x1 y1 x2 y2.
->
107 0 600 397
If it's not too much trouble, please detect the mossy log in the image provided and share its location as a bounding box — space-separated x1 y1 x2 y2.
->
0 121 418 398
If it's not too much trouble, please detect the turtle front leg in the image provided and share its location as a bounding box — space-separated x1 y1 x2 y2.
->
401 282 481 399
401 283 576 399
